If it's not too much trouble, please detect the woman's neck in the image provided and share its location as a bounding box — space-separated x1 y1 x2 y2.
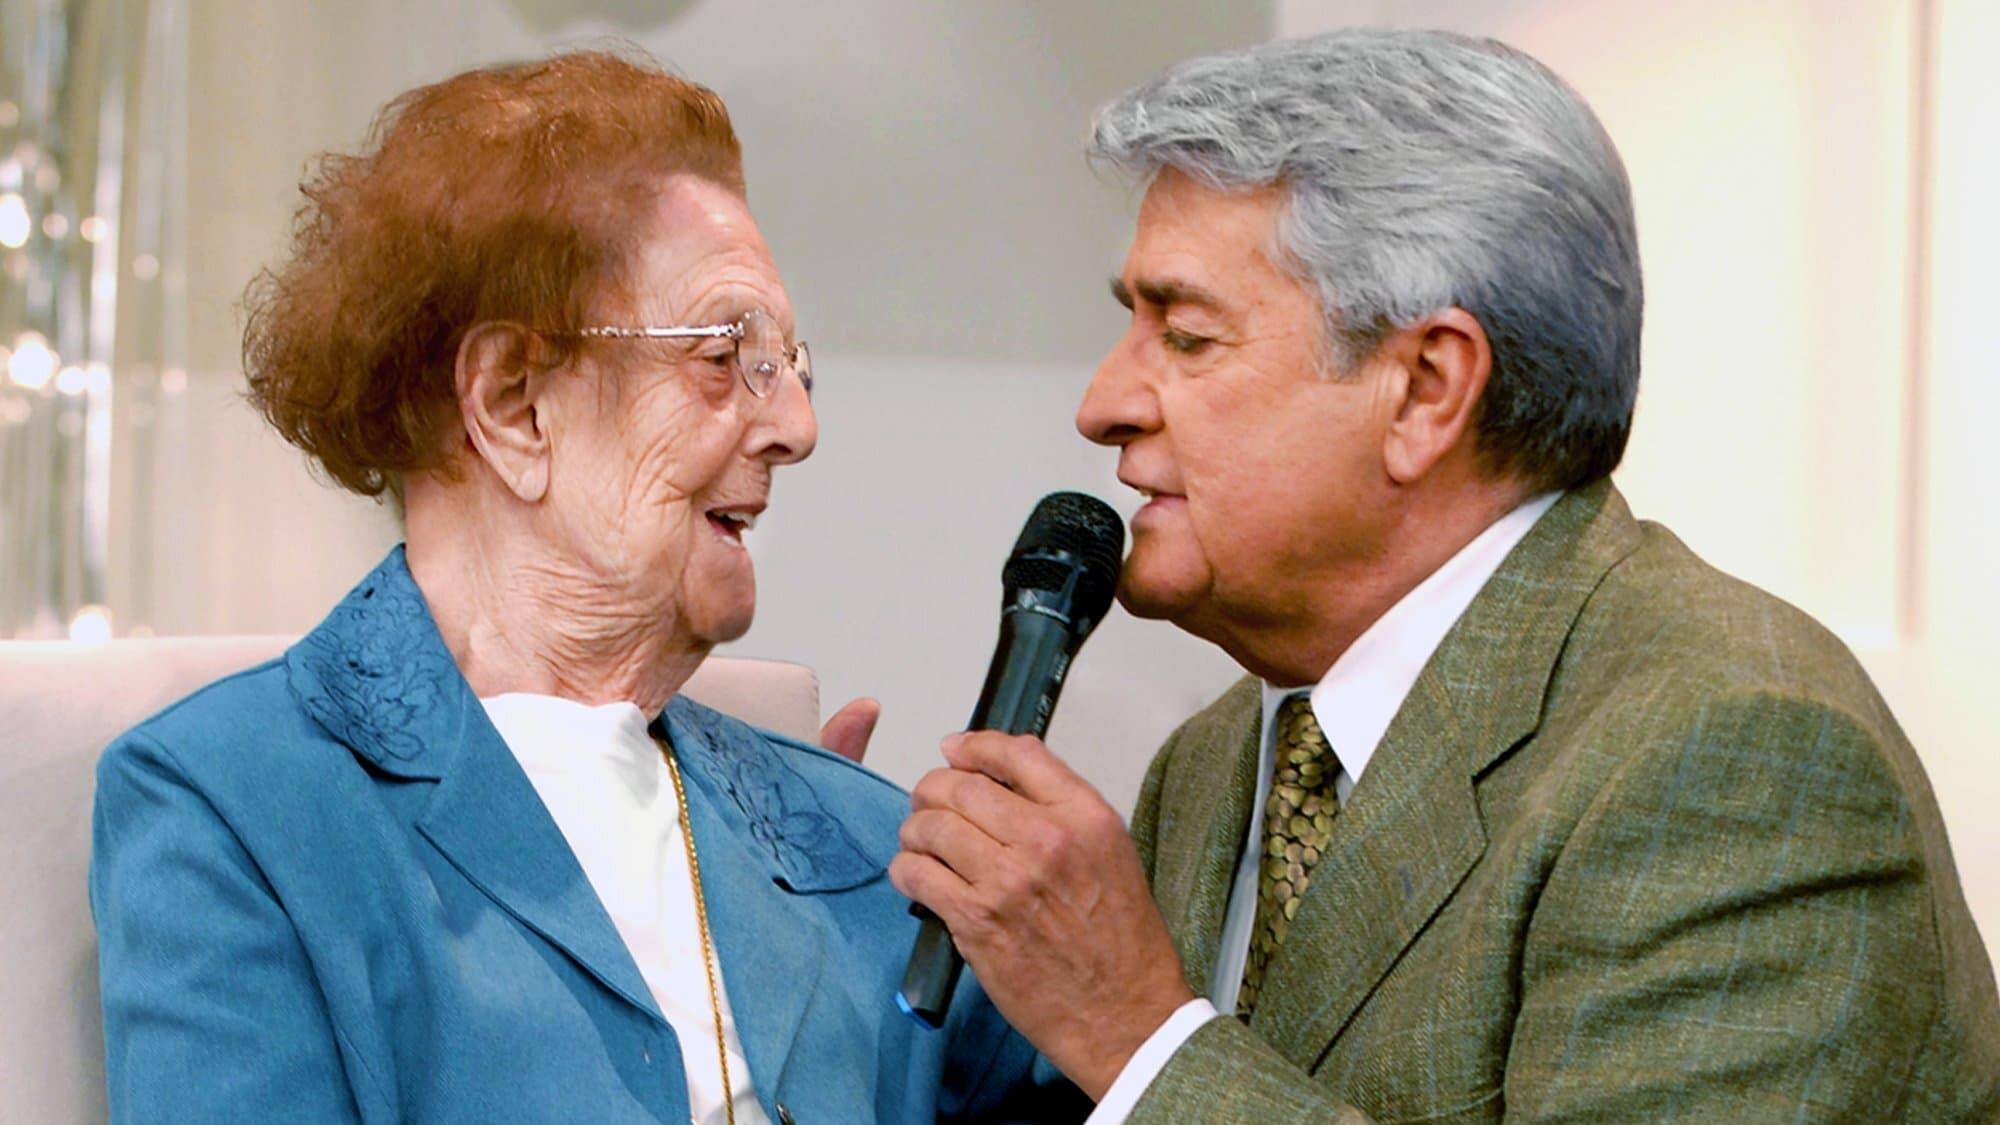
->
404 496 705 716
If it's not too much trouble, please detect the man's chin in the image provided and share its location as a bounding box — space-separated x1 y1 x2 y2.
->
1115 569 1204 623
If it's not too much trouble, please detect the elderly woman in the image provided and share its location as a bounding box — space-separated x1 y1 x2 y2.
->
89 52 1074 1123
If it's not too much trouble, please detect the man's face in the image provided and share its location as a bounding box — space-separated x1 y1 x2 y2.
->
1077 169 1398 651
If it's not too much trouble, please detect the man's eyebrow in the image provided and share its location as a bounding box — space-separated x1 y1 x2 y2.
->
1109 275 1225 313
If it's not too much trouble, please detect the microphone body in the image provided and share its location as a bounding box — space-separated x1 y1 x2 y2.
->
969 589 1087 739
897 602 1081 1029
898 493 1124 1030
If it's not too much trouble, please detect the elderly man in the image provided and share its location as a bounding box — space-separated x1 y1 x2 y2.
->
891 28 2000 1121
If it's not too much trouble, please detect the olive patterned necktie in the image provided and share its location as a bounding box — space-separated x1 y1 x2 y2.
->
1238 693 1341 1018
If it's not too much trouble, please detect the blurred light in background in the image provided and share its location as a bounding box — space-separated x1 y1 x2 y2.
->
66 604 113 644
0 193 28 248
0 0 182 639
7 333 55 390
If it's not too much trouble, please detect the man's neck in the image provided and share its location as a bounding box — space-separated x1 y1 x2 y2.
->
1200 483 1535 687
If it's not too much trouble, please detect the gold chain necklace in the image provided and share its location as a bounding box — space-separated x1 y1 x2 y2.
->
660 739 737 1125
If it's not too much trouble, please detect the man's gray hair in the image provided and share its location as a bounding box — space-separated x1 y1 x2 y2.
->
1090 29 1642 491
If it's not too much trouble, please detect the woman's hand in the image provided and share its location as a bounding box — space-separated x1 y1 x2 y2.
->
818 698 882 763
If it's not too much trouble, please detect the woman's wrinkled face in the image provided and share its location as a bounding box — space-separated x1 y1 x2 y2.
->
541 174 816 649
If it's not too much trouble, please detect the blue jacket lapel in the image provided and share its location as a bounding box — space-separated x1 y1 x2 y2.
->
283 548 666 1028
657 697 889 1102
414 718 668 1027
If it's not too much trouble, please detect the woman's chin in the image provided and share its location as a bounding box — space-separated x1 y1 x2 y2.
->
699 606 755 647
673 534 757 633
679 572 757 648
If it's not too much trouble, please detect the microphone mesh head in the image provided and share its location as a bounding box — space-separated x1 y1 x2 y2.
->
1001 492 1126 629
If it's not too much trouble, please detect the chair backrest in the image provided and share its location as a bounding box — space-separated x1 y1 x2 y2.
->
0 637 819 1124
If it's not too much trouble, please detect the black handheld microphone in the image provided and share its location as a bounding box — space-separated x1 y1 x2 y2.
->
896 491 1125 1030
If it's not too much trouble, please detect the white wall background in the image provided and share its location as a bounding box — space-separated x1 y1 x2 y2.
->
115 1 1999 955
1908 0 2000 963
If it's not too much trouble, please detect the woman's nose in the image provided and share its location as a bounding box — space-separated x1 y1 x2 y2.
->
750 369 817 465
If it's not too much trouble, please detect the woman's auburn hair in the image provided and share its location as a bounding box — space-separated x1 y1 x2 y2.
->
242 49 745 498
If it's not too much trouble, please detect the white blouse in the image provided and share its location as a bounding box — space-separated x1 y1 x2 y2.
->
479 693 769 1125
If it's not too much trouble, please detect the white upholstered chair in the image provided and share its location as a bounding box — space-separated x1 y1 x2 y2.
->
0 637 820 1124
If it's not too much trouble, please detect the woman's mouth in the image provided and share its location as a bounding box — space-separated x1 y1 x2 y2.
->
705 507 760 545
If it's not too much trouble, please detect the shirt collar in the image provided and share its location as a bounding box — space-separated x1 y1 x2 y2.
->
479 693 665 812
1259 491 1561 783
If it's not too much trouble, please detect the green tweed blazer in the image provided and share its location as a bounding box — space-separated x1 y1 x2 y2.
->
1127 483 2000 1122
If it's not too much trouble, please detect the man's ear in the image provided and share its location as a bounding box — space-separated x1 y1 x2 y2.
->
1380 307 1492 486
456 321 553 503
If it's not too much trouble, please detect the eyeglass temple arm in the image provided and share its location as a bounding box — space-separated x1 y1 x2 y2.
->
575 324 744 340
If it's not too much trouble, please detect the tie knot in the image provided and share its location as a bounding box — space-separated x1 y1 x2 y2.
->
1275 694 1336 779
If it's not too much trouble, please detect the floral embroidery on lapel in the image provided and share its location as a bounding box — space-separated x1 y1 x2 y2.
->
663 697 885 893
287 548 463 769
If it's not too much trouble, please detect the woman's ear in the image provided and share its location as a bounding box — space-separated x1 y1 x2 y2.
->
456 322 552 502
1381 307 1492 486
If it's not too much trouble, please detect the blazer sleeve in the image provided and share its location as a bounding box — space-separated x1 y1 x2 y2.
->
91 730 368 1123
1502 691 1945 1118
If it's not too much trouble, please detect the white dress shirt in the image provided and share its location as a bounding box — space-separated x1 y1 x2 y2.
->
1088 492 1559 1121
480 693 770 1125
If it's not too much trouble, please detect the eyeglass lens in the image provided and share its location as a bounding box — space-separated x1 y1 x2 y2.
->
737 309 810 398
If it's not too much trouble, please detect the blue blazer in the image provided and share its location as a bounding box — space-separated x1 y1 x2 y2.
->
90 548 1080 1123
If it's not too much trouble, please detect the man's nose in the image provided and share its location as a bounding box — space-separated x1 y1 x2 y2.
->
1076 330 1160 447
